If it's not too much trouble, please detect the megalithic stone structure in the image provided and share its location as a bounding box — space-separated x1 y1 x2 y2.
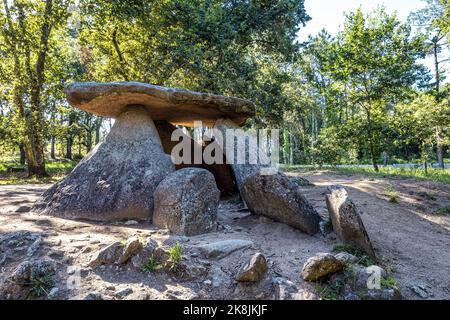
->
32 82 254 221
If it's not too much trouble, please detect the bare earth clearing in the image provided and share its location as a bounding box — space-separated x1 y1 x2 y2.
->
0 171 449 300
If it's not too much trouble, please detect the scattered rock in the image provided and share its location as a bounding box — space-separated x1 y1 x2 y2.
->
26 236 42 257
153 168 220 236
334 252 359 264
325 186 376 257
131 238 158 268
209 265 230 288
48 287 59 299
290 176 314 187
15 205 31 213
410 284 429 299
0 253 7 266
124 220 139 226
301 253 344 281
241 172 322 235
118 237 143 264
197 239 253 259
88 242 123 266
81 292 103 300
10 260 56 284
115 288 133 299
236 253 268 282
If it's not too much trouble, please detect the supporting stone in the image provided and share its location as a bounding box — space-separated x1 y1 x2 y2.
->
32 106 174 221
153 168 220 236
213 118 321 234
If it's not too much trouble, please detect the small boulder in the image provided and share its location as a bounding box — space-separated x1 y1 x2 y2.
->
241 172 321 235
88 242 123 266
119 237 143 264
197 239 253 259
153 168 220 236
236 253 268 282
334 252 359 264
131 238 158 268
326 186 375 257
10 260 56 284
301 253 344 281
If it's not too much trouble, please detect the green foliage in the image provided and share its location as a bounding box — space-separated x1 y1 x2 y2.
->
332 244 375 267
436 205 450 215
167 241 184 271
142 255 161 272
27 274 55 299
384 184 399 203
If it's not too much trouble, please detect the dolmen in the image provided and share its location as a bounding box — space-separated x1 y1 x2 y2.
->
33 82 321 235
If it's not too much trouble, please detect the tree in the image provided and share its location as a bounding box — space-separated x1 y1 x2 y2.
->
330 7 428 171
0 0 71 176
409 0 450 169
394 93 450 172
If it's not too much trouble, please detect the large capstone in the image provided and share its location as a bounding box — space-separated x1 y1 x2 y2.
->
66 82 255 127
241 171 322 235
325 186 376 258
153 168 220 236
32 106 174 221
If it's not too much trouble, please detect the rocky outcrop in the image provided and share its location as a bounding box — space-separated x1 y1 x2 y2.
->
242 172 321 235
153 168 220 236
325 186 376 257
32 106 174 221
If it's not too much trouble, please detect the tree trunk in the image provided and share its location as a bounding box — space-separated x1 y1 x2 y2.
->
289 132 294 165
366 109 379 172
95 117 102 145
433 41 445 170
19 143 26 165
51 136 56 159
66 137 73 160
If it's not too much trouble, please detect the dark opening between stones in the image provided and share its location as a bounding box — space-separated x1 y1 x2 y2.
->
154 120 238 197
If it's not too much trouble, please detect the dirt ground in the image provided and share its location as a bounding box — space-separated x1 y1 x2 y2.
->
0 171 449 300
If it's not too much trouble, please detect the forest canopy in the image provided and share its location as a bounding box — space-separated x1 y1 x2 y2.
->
0 0 449 177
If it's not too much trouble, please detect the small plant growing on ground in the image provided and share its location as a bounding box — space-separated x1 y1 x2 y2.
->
384 184 398 203
27 274 55 299
142 255 160 272
332 244 375 266
380 276 397 290
436 205 450 215
167 241 184 271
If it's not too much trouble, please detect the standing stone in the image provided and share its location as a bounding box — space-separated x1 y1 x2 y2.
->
153 168 220 236
242 172 321 235
326 186 376 258
213 118 274 191
32 106 175 221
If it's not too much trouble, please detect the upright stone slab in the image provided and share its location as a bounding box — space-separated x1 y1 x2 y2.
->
33 106 174 221
213 118 321 234
153 168 220 236
325 186 376 258
242 172 321 234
